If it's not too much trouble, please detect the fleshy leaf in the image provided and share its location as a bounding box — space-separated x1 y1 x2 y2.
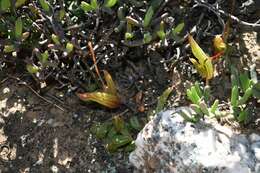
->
26 64 39 74
106 135 132 153
112 116 124 133
103 70 117 95
77 92 120 109
188 35 213 80
80 1 94 12
155 87 173 113
104 0 117 8
15 17 23 39
143 6 154 28
39 0 50 12
1 0 11 12
15 0 27 8
213 35 226 53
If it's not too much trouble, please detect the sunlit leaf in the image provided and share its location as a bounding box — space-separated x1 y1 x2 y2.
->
188 35 214 80
187 86 200 105
66 42 74 53
26 64 39 74
103 70 117 95
81 1 94 12
104 0 117 8
90 0 98 9
210 99 219 114
77 92 120 109
51 34 60 45
213 35 226 53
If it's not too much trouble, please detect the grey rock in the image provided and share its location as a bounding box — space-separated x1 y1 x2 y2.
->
130 107 259 173
251 142 260 161
249 133 260 143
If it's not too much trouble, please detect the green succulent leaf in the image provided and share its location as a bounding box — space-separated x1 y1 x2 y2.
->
239 72 251 92
252 82 260 99
143 6 154 28
51 34 60 45
15 17 23 39
155 87 173 114
238 87 252 106
39 0 50 12
15 0 27 8
129 116 141 130
104 0 117 8
112 116 124 133
210 99 219 114
106 135 132 153
81 1 94 12
90 122 111 139
91 0 98 9
3 45 15 53
26 64 39 74
231 85 238 106
194 82 203 98
187 86 201 105
1 0 11 12
143 32 152 44
39 50 49 64
66 42 74 53
199 101 209 116
172 22 185 35
237 109 249 123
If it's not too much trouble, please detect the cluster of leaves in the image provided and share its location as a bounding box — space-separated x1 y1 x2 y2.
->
112 0 185 46
90 86 173 152
91 115 142 153
77 70 121 109
230 66 259 123
183 82 220 123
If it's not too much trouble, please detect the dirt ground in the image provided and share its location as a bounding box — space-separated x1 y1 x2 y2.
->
0 1 260 173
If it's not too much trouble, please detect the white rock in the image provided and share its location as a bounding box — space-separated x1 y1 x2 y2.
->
129 107 258 173
249 133 260 143
251 142 260 161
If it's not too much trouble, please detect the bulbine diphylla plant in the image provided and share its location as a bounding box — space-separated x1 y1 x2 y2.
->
230 66 259 123
181 82 221 123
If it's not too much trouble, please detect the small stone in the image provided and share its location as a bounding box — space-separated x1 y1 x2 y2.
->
50 165 59 173
2 87 10 94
